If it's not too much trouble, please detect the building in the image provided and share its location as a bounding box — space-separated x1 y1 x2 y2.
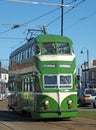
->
0 68 9 84
0 68 9 100
81 61 89 88
88 60 96 88
81 60 96 88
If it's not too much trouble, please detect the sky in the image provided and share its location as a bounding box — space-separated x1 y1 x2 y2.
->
0 0 96 72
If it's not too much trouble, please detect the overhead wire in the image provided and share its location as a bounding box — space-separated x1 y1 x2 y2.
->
0 29 13 35
3 0 65 6
0 0 77 35
0 6 60 35
2 0 75 7
0 37 24 40
20 7 60 26
0 0 87 35
47 0 86 27
65 10 96 30
66 0 78 5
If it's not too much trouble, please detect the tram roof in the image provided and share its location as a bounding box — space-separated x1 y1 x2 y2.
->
10 34 73 57
36 34 73 43
10 37 35 57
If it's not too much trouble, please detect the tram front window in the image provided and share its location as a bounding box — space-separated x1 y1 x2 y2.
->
42 43 56 54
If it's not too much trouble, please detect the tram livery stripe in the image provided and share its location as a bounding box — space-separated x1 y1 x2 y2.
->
34 92 77 106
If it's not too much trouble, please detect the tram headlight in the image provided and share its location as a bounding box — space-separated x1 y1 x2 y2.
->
45 100 49 105
67 100 72 105
67 100 73 109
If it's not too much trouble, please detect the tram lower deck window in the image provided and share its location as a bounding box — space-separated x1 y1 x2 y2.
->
44 75 58 88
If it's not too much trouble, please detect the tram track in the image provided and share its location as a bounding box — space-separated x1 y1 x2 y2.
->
0 114 96 130
41 117 96 130
44 120 75 130
0 99 96 130
0 121 16 130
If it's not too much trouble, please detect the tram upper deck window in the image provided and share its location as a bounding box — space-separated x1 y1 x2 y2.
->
42 43 56 54
32 45 40 55
58 43 70 54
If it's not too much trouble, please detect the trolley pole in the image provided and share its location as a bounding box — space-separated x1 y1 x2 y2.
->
61 0 64 36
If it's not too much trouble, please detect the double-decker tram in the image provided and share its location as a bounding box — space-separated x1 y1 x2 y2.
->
8 31 77 119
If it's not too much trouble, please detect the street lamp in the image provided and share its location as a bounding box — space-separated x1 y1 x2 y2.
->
81 48 89 88
81 48 89 69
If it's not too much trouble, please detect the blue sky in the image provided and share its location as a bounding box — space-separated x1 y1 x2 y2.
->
0 0 96 71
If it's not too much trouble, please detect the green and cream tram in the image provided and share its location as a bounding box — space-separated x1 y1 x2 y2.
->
8 34 77 119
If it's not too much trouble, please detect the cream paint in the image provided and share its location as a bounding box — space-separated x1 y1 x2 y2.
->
38 53 75 61
35 92 77 106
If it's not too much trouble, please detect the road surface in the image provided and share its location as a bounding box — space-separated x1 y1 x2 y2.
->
0 99 96 130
